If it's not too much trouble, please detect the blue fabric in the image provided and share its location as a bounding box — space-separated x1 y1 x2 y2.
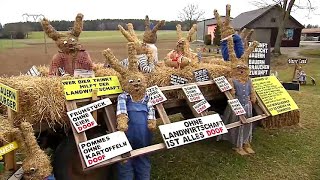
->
44 175 56 180
150 22 154 30
117 96 152 180
233 79 252 107
221 34 244 61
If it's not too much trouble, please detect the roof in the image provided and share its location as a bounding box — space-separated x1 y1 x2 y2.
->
302 28 320 34
206 17 233 26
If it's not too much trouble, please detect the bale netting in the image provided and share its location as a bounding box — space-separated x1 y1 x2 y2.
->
261 110 300 129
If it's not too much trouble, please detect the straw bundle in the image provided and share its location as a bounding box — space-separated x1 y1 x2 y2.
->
92 63 121 77
261 110 300 129
0 115 14 143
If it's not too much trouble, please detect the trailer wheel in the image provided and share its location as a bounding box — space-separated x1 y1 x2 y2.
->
53 135 116 180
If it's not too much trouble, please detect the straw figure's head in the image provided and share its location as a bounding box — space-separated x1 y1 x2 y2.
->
41 13 84 53
103 42 147 101
143 15 165 44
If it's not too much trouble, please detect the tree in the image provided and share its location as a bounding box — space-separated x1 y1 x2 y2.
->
213 25 221 46
251 0 316 55
0 23 2 30
178 4 205 30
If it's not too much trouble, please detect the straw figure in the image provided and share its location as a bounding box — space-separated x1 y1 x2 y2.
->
215 4 259 156
41 13 93 76
164 24 198 69
102 42 156 179
118 17 164 73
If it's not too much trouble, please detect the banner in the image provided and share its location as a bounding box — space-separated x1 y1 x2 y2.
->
159 114 228 149
252 76 299 116
0 83 19 112
62 76 123 100
248 42 271 77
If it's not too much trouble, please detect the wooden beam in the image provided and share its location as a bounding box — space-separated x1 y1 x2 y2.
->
8 167 23 180
91 89 99 121
223 91 248 124
155 104 171 124
159 80 215 91
4 108 16 171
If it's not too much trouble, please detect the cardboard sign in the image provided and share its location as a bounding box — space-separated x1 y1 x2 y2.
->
182 84 205 102
146 85 167 105
193 69 210 82
288 58 308 64
26 66 40 76
170 74 188 85
214 76 232 92
79 131 132 167
67 98 112 133
0 141 19 160
228 99 246 116
192 99 211 114
74 69 95 78
0 83 19 112
252 76 299 116
248 42 271 77
62 76 123 100
159 114 228 149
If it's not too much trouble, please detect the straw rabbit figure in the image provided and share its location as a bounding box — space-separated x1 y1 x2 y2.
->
41 13 93 76
164 24 197 69
102 43 156 179
215 5 259 156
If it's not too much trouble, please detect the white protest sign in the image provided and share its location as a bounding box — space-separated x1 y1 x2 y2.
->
146 85 167 105
159 114 228 149
214 76 232 92
182 84 205 102
26 66 40 76
228 99 246 116
79 131 132 167
192 99 211 114
67 98 112 133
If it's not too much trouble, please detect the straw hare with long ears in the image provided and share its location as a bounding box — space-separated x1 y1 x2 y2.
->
164 24 197 69
102 42 157 131
41 13 93 76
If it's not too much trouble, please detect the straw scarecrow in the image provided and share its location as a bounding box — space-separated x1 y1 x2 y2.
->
102 42 156 179
215 4 259 156
41 13 93 76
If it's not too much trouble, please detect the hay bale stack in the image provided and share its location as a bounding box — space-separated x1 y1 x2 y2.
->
92 63 121 77
261 110 300 129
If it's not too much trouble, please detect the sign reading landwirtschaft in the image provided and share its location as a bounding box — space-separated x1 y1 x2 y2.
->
248 42 271 77
0 83 19 112
62 76 123 100
159 114 228 149
79 131 132 167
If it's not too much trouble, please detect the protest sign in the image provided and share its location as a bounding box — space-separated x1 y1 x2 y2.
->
228 99 246 116
182 84 205 102
159 114 228 149
170 74 188 85
248 42 271 77
0 83 19 112
62 76 122 100
79 131 132 167
214 76 232 92
252 76 299 116
193 69 210 82
288 58 308 64
192 99 211 114
146 85 167 105
0 141 19 160
67 98 112 133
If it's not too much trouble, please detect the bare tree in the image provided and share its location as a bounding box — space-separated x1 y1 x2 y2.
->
251 0 316 55
178 4 205 30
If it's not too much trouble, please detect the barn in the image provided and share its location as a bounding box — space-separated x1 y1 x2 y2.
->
196 16 230 43
197 5 304 47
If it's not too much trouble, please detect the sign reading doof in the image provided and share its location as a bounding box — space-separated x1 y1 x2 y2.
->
146 85 167 106
62 76 123 100
214 76 232 92
159 114 228 149
228 99 246 116
182 84 205 103
252 76 299 116
192 99 211 114
0 141 19 160
0 83 19 112
67 98 112 133
79 131 132 167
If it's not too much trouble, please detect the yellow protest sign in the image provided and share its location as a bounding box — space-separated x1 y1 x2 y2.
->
62 76 123 100
0 141 19 159
252 76 299 116
0 83 19 112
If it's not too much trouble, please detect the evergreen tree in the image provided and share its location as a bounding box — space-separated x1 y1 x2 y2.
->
213 25 221 46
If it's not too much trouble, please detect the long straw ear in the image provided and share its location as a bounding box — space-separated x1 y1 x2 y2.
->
102 49 126 75
145 15 151 31
127 23 139 42
227 37 237 63
71 13 83 37
225 4 231 27
176 24 183 40
244 29 254 49
213 9 223 30
152 20 165 33
127 42 138 72
41 18 60 41
187 24 197 42
118 25 135 42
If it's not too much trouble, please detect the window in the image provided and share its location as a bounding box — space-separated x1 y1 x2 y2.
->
271 18 276 22
283 29 294 40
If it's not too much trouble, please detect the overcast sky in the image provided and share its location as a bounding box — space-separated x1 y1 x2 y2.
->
0 0 319 26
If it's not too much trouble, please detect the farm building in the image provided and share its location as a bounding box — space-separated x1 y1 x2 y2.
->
301 28 320 41
197 5 304 47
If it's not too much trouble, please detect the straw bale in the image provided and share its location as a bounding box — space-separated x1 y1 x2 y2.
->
261 110 300 129
92 63 121 77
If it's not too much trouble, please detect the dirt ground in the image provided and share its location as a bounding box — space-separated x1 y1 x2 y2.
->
0 40 176 76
